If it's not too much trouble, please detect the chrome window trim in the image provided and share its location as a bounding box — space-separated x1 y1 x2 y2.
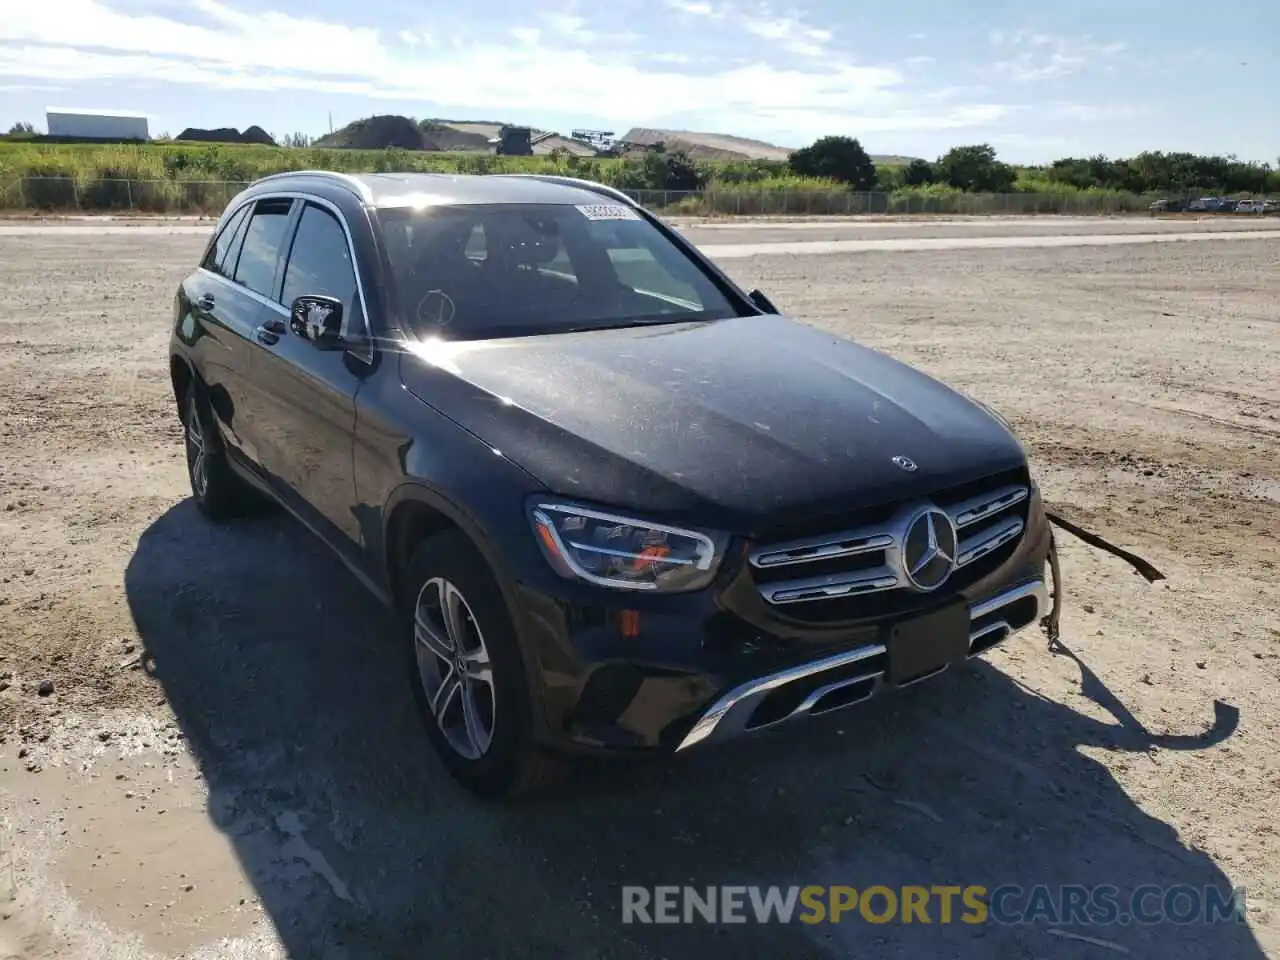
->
251 170 375 204
202 201 253 275
199 189 375 362
199 267 290 317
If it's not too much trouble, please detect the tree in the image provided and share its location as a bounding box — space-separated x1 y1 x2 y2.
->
788 136 877 190
934 144 1016 193
7 121 35 135
903 158 936 187
644 149 704 191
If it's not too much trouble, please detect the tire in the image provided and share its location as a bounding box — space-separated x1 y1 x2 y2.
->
402 529 559 799
181 383 259 521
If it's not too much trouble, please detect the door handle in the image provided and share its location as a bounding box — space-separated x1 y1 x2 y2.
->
197 293 215 311
255 317 286 345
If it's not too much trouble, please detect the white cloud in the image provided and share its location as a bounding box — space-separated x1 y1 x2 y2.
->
1050 102 1146 122
543 12 593 43
904 55 935 66
743 16 832 57
662 0 836 56
664 0 722 16
986 30 1130 81
0 0 1018 141
397 29 436 47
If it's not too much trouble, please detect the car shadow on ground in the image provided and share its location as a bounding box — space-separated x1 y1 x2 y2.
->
125 500 1264 960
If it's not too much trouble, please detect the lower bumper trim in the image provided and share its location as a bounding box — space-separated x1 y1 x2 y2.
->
674 579 1047 752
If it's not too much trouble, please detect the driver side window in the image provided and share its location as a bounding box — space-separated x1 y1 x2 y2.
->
279 202 365 339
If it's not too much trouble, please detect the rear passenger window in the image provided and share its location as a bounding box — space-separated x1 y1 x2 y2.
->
280 203 362 332
233 199 294 298
202 204 250 277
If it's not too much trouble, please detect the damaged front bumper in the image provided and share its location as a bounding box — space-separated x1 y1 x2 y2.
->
674 578 1050 752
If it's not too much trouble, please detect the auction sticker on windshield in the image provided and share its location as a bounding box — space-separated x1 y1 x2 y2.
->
576 204 642 221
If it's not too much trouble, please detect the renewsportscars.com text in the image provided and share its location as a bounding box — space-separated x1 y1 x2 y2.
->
621 884 1247 926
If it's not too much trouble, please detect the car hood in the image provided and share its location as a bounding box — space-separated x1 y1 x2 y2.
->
397 314 1027 535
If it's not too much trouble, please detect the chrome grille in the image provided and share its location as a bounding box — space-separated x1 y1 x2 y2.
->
749 476 1030 611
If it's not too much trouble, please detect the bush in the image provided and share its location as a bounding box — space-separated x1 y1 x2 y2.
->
788 136 876 190
1 136 1267 215
936 145 1017 193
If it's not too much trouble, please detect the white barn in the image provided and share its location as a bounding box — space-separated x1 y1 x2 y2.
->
45 108 150 140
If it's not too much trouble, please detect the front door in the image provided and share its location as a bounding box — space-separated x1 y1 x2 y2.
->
250 199 370 552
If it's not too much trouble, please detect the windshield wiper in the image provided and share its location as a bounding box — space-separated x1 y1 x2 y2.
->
428 315 711 340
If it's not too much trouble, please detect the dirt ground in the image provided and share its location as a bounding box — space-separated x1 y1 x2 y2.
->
0 225 1277 959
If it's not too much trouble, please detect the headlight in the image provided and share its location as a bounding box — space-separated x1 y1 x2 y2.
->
530 502 727 592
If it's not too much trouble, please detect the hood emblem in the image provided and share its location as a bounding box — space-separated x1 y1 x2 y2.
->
892 455 918 472
901 508 957 591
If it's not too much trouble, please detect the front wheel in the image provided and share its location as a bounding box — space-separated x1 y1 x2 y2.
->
403 530 559 799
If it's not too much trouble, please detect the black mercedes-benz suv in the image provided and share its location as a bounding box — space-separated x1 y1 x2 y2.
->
169 170 1052 798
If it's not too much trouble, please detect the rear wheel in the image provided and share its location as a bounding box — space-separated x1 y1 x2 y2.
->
182 385 259 521
403 530 559 799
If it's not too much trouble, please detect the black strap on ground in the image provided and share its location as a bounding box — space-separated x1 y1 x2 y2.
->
1041 529 1065 653
1044 511 1167 583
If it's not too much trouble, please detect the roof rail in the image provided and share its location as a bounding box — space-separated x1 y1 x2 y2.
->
495 174 641 209
248 169 373 203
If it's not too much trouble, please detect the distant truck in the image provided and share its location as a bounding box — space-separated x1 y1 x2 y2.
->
494 125 533 156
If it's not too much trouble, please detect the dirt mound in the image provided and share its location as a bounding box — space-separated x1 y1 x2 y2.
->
420 121 493 151
175 126 278 146
176 127 241 143
313 115 431 150
620 127 795 161
240 125 275 146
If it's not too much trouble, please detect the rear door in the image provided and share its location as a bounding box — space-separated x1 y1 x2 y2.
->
183 199 265 468
211 196 298 474
251 198 370 552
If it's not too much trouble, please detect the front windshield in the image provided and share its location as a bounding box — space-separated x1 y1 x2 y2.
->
377 202 744 339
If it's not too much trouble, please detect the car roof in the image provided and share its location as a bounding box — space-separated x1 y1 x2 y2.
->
251 170 629 209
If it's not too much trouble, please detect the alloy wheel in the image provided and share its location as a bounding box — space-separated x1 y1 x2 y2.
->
186 394 208 498
413 576 496 760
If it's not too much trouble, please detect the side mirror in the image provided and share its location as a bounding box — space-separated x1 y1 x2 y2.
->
290 295 344 350
748 289 778 314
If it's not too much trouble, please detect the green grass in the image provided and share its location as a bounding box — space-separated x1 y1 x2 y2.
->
0 141 634 181
0 141 1161 216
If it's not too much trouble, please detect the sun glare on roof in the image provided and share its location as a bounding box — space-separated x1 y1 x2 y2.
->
380 192 455 210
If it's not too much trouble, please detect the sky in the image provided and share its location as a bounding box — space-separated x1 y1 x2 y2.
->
1 0 1277 164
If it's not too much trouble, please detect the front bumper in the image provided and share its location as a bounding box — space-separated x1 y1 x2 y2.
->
674 578 1047 751
511 497 1053 755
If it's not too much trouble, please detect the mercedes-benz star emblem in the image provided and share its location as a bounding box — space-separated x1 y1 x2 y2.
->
901 508 957 591
892 455 918 472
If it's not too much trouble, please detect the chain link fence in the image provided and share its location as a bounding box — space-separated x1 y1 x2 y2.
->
1 176 1268 217
0 177 252 214
624 188 1169 216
